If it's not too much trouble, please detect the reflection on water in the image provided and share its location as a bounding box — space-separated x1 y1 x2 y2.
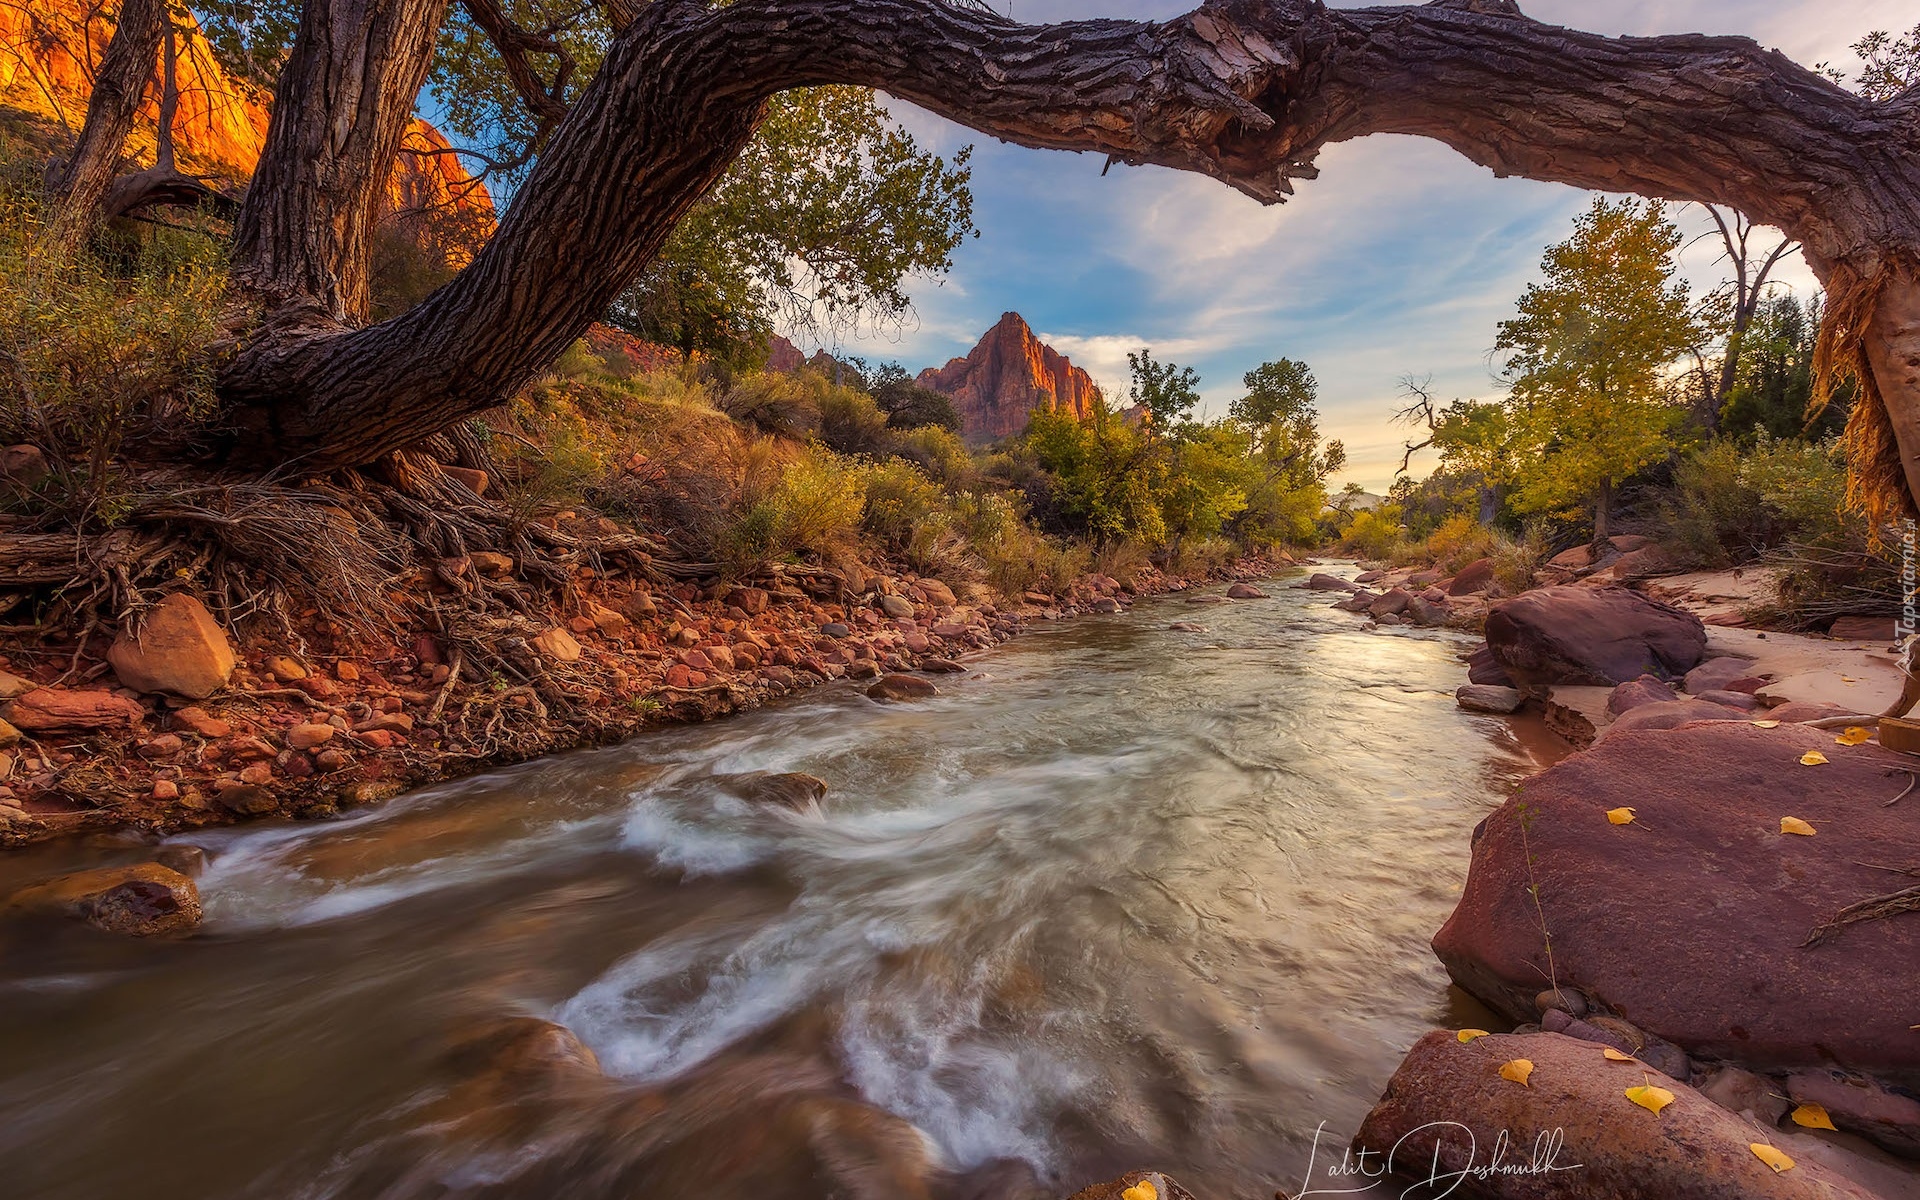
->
0 571 1560 1200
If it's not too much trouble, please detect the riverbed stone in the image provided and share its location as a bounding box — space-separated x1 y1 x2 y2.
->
1467 644 1516 687
105 593 237 699
867 674 938 702
1456 684 1524 714
1448 557 1499 595
1605 674 1676 714
4 863 202 936
1356 1031 1880 1200
1225 582 1269 599
3 687 145 733
878 594 915 619
1432 722 1920 1080
1064 1170 1195 1200
1684 654 1762 695
1787 1070 1920 1158
1485 585 1707 687
1599 697 1747 739
530 627 583 662
1304 573 1361 591
722 771 828 810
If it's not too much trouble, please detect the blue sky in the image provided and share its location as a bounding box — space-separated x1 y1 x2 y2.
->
809 0 1912 490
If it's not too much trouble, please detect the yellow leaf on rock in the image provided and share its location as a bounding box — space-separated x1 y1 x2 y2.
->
1626 1085 1675 1114
1750 1144 1796 1173
1457 1029 1491 1043
1800 751 1829 766
1790 1103 1837 1130
1836 727 1872 746
1606 807 1636 825
1499 1059 1534 1086
1780 817 1818 836
1602 1048 1635 1062
1121 1182 1158 1200
1751 720 1782 728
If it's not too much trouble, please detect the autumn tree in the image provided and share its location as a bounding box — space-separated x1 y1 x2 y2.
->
1127 348 1201 437
1496 197 1703 540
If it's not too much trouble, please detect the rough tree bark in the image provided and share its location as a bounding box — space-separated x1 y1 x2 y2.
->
229 0 453 326
217 0 1920 510
41 0 167 253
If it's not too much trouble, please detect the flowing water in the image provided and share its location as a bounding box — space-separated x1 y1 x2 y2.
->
0 571 1563 1200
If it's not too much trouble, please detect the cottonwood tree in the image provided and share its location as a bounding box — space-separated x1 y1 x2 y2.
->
1496 197 1701 541
44 0 1920 522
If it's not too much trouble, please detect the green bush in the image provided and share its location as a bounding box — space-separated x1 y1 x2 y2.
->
0 195 228 521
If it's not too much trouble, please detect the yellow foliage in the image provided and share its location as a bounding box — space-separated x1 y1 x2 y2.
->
1625 1085 1675 1114
1456 1029 1490 1043
1836 727 1872 746
1780 816 1818 836
1749 1144 1796 1173
1605 807 1636 826
1499 1059 1535 1086
1790 1103 1836 1131
1799 751 1829 766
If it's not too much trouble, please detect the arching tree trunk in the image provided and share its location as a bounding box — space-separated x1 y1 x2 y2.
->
41 0 167 253
216 0 1920 508
229 0 452 327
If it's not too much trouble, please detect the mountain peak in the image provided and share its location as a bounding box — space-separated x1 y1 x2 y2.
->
916 314 1101 443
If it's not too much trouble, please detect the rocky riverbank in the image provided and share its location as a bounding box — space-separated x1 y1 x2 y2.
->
0 547 1290 854
1296 551 1920 1198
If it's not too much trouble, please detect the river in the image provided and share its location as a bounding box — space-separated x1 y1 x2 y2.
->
0 570 1562 1200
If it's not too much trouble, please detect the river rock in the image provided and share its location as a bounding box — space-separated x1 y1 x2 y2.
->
877 594 915 618
1432 722 1920 1079
1355 1031 1880 1200
867 674 938 702
1064 1170 1196 1200
1225 582 1269 599
105 593 237 699
1354 569 1385 583
1455 684 1525 714
5 863 202 935
1605 674 1676 715
530 627 583 662
1304 573 1360 591
1405 596 1446 627
1467 644 1516 687
3 687 144 732
1685 655 1763 695
1693 688 1762 711
1368 587 1412 618
1485 585 1707 687
1787 1070 1920 1158
1448 557 1499 595
1828 615 1898 642
723 771 828 810
1333 592 1376 613
1601 697 1749 739
1167 622 1208 632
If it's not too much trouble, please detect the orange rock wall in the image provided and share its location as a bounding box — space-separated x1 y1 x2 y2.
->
915 312 1103 443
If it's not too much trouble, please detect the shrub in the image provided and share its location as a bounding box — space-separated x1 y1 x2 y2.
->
1420 513 1501 572
1339 504 1406 561
720 371 823 437
0 194 228 521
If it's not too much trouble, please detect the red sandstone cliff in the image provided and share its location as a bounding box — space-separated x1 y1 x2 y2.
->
915 312 1103 443
0 0 491 223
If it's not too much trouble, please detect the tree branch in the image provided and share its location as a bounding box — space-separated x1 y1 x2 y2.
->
216 0 1920 477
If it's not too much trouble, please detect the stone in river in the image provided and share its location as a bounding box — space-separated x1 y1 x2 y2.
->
4 863 202 936
1456 684 1524 714
867 674 938 702
1356 1031 1881 1200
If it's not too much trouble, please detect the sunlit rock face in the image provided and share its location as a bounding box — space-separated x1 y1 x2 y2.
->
1 0 492 223
916 311 1103 443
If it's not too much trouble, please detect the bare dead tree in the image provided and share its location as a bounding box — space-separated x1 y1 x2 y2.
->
1392 375 1441 476
52 0 1909 520
1689 203 1799 432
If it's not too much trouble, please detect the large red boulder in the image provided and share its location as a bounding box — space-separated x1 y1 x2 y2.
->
1485 585 1706 687
1355 1031 1880 1200
107 592 237 699
1433 722 1920 1082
